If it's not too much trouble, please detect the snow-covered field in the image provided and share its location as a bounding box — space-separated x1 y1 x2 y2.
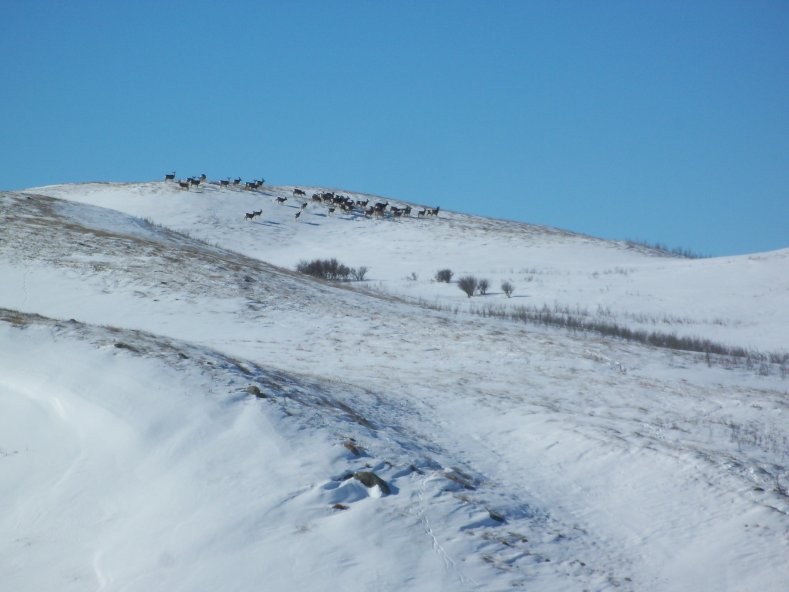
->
1 181 787 591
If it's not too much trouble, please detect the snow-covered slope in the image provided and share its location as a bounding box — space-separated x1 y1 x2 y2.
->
1 183 787 591
27 181 789 351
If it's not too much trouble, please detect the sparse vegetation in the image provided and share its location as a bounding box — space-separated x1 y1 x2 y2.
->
114 341 141 354
501 281 514 298
457 276 478 298
435 268 454 283
343 438 364 456
442 467 478 490
626 239 708 259
470 302 789 375
0 309 42 328
477 278 490 295
296 258 367 281
399 297 788 377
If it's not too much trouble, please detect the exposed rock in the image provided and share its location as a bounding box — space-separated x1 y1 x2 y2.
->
246 385 267 398
352 471 390 495
488 509 506 523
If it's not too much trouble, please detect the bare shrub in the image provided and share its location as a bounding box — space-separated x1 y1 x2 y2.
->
351 266 369 281
457 276 478 298
435 268 454 283
501 281 514 298
477 278 490 295
296 258 356 281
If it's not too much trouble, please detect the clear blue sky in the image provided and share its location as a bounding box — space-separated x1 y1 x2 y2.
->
2 1 787 256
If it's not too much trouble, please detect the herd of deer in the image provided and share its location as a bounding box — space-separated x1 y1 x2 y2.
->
164 173 438 224
165 172 265 191
301 190 439 219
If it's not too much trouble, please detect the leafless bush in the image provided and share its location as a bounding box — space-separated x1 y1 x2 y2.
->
457 276 478 298
351 266 369 281
501 281 515 298
435 268 454 283
296 258 355 281
477 278 490 295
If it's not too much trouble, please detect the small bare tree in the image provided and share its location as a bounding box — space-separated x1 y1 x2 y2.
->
501 281 514 298
352 266 369 281
457 275 478 298
477 278 490 295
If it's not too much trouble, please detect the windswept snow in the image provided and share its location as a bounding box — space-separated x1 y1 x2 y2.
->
1 182 787 591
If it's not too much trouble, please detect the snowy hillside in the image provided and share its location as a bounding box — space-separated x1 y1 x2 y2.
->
1 182 787 591
26 181 789 351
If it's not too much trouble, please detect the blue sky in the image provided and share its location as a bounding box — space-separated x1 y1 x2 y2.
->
2 1 787 256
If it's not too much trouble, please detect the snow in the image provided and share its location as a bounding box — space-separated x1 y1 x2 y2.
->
1 181 787 591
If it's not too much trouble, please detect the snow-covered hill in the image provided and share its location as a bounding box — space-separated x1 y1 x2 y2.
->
1 182 787 591
25 181 789 351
